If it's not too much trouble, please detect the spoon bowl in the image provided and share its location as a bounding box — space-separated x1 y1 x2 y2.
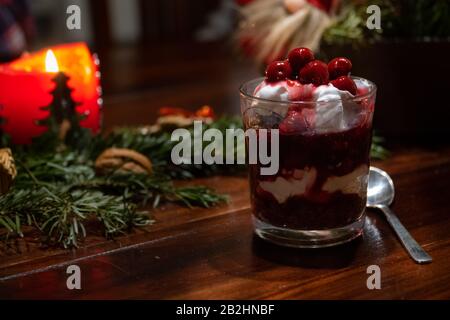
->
367 167 395 207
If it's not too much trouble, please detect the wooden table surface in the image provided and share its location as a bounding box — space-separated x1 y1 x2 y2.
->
1 43 450 299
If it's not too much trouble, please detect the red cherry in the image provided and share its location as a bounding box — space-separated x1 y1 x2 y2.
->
330 76 357 95
328 57 352 80
265 60 292 82
288 47 315 75
299 60 329 86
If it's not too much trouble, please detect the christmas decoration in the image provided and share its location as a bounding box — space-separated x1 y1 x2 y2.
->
0 148 16 195
0 106 239 248
148 105 215 132
0 43 101 145
237 0 339 63
36 70 91 150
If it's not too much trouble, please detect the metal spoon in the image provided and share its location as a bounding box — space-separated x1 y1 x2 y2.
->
367 167 432 264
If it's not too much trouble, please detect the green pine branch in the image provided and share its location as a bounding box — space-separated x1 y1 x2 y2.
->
0 131 230 247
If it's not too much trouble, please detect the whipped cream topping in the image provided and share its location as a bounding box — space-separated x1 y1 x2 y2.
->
313 85 352 133
254 81 289 101
253 79 370 133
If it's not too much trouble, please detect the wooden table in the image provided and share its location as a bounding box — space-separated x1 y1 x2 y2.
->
1 44 450 299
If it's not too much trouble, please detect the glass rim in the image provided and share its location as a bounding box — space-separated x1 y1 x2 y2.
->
239 76 377 105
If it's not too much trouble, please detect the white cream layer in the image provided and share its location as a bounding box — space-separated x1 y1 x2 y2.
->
259 165 369 204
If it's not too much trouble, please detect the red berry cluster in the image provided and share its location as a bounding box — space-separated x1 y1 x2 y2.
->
265 47 357 95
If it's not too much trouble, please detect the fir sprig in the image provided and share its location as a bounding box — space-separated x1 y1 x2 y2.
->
0 122 234 247
0 186 150 248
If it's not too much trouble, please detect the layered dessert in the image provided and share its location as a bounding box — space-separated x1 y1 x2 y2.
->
245 48 375 232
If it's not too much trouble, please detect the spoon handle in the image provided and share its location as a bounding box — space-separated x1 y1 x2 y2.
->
378 205 432 264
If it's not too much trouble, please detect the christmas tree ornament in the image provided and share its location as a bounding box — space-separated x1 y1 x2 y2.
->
149 106 215 132
95 148 153 175
237 0 339 63
37 67 87 145
0 148 17 195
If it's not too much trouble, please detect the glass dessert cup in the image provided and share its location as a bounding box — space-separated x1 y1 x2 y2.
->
240 77 377 248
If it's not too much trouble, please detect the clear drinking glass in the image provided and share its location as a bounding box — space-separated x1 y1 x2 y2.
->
240 77 377 248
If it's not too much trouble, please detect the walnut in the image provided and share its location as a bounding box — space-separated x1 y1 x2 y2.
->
0 148 17 194
95 148 153 175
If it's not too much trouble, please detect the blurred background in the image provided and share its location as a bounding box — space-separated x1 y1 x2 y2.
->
1 0 449 141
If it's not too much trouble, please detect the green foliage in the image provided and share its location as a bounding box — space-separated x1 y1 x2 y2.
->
0 146 228 248
324 4 378 46
385 0 450 38
0 186 147 248
371 134 390 160
0 119 237 248
324 0 450 45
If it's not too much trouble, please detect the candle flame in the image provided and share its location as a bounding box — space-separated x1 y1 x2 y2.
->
45 50 59 73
